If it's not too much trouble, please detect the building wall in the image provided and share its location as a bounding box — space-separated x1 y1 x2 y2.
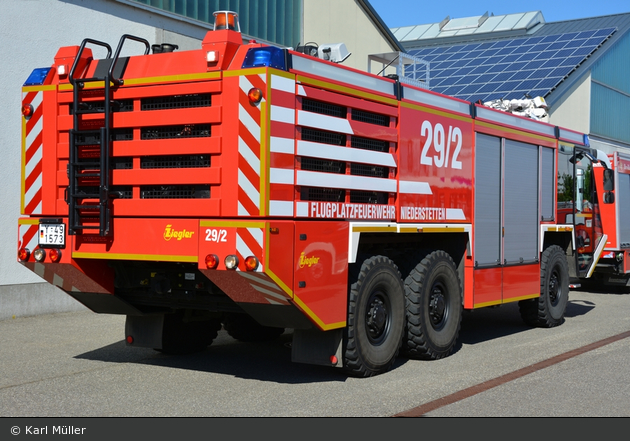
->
548 71 591 134
590 32 630 145
303 0 399 72
124 0 302 48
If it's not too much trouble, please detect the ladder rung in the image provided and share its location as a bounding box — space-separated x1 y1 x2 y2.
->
72 163 101 168
71 129 101 135
70 225 100 231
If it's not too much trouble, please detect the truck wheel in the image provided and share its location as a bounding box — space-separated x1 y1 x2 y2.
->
519 245 569 327
343 255 405 377
403 250 462 360
159 311 222 355
223 313 285 342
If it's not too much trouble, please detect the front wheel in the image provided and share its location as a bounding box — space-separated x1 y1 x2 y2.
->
343 255 405 377
519 245 569 327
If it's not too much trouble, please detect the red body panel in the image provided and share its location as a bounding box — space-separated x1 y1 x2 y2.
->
398 103 473 223
293 221 349 329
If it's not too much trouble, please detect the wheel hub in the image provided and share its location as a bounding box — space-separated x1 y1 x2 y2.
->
367 296 389 343
549 269 560 306
429 285 447 328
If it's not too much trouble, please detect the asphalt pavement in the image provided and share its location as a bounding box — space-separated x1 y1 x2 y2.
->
0 287 629 418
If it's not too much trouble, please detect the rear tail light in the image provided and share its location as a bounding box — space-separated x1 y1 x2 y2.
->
205 254 219 269
244 256 259 271
18 248 30 262
49 248 62 263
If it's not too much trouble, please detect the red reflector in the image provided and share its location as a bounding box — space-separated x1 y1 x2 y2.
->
49 248 62 263
205 254 219 269
18 248 30 262
21 104 33 117
126 335 134 344
244 256 259 271
330 355 338 365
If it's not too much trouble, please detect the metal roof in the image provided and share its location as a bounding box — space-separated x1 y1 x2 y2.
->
395 11 630 105
393 11 545 45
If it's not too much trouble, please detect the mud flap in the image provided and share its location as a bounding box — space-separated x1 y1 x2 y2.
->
291 328 344 367
125 315 165 350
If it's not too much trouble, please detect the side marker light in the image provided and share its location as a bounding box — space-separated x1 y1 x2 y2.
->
21 104 34 118
248 88 263 105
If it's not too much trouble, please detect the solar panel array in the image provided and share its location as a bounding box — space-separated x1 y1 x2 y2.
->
406 27 616 102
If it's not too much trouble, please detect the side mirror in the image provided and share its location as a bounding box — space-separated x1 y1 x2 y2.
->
604 169 614 191
575 235 585 249
604 191 615 204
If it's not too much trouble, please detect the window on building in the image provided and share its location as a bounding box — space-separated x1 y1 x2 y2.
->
129 0 302 48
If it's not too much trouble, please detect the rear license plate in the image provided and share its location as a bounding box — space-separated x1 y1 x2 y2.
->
39 223 65 247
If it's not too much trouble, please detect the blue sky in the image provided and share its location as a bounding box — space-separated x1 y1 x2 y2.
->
369 0 630 29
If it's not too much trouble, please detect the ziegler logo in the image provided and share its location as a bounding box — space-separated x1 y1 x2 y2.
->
163 224 195 241
299 252 320 268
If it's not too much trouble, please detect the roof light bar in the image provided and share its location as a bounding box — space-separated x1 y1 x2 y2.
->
23 67 52 86
242 47 287 70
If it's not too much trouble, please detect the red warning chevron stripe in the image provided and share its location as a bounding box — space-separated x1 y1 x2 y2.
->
22 90 44 215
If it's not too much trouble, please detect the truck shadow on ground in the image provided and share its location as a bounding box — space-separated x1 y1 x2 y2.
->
75 331 350 383
75 296 598 383
457 297 595 346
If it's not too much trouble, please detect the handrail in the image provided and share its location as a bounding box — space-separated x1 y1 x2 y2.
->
109 34 150 86
68 38 112 85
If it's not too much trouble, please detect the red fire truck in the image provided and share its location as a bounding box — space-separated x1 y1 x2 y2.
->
585 151 630 289
17 11 616 376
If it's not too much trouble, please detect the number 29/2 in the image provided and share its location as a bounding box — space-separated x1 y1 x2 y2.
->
205 228 227 242
420 120 463 170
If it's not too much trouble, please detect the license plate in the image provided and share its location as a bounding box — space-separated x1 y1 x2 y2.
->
39 223 65 247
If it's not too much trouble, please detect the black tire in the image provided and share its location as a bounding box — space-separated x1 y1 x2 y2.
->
223 313 285 342
403 250 462 360
519 245 569 327
343 255 405 377
159 310 222 355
